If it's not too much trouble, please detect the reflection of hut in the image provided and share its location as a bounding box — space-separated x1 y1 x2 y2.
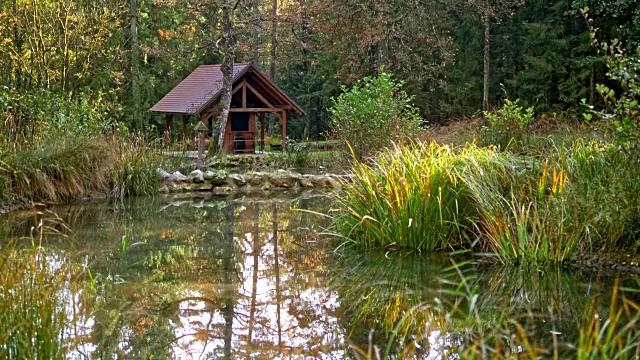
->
150 63 305 154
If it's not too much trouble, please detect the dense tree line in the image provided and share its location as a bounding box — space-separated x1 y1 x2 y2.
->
0 0 638 139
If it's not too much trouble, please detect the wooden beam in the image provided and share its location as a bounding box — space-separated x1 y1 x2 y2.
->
229 107 283 112
260 113 265 154
232 82 243 95
246 82 275 109
281 110 287 150
242 79 247 109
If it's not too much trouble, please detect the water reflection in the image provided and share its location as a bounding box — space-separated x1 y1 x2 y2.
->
330 251 639 358
2 194 345 359
1 195 638 359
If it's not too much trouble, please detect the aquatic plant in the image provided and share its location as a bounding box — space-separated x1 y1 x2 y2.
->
115 137 164 198
0 214 87 359
340 253 640 359
0 133 170 206
331 141 519 252
0 246 68 359
332 139 640 263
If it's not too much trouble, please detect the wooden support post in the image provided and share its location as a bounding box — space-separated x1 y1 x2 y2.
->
165 114 173 145
260 113 265 153
281 110 287 150
242 80 247 109
182 114 189 144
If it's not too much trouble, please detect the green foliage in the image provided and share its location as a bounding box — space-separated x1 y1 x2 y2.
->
583 47 640 146
0 246 68 359
328 72 423 160
331 141 515 252
482 98 534 150
0 87 110 148
331 140 640 264
116 139 163 198
580 9 640 146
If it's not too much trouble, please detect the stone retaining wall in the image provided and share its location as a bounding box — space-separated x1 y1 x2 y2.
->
157 168 350 195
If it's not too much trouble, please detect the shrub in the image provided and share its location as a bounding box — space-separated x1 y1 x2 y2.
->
581 9 640 147
0 87 110 148
328 72 423 161
482 98 534 150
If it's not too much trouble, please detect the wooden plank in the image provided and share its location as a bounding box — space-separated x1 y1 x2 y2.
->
246 82 275 109
232 82 243 95
229 107 283 112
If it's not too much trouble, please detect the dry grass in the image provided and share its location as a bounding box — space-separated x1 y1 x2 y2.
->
425 117 483 146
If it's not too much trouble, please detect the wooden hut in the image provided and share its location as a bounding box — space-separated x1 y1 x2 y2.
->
150 63 304 154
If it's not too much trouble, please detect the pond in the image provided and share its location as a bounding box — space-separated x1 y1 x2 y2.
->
0 194 638 359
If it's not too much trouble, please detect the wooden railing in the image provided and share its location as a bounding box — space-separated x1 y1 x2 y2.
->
230 131 256 153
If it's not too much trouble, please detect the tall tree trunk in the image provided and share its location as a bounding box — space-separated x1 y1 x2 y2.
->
270 0 278 81
12 0 22 89
252 0 260 66
216 0 235 152
267 0 278 135
482 13 490 115
130 0 141 130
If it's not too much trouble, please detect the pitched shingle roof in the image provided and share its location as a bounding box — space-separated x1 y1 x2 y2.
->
149 63 304 115
150 63 250 115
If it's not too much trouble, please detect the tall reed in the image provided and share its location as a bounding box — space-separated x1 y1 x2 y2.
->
115 137 164 197
332 141 516 251
2 135 118 202
332 140 640 263
0 215 75 359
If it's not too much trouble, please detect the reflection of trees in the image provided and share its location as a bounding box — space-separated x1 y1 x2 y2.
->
2 194 345 358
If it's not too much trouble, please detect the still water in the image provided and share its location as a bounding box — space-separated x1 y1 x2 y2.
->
1 194 637 359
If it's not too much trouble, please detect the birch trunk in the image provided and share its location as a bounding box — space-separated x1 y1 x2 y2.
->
216 0 235 152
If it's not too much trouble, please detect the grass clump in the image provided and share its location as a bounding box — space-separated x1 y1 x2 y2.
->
0 215 80 360
332 141 517 252
1 136 118 203
0 244 73 359
0 134 167 207
0 247 68 359
332 139 640 264
464 160 585 264
115 138 164 198
562 141 640 252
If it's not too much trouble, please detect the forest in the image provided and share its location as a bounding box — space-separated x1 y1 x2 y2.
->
2 1 640 358
1 0 638 139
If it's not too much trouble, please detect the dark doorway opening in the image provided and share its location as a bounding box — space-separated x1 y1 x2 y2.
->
231 113 250 131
